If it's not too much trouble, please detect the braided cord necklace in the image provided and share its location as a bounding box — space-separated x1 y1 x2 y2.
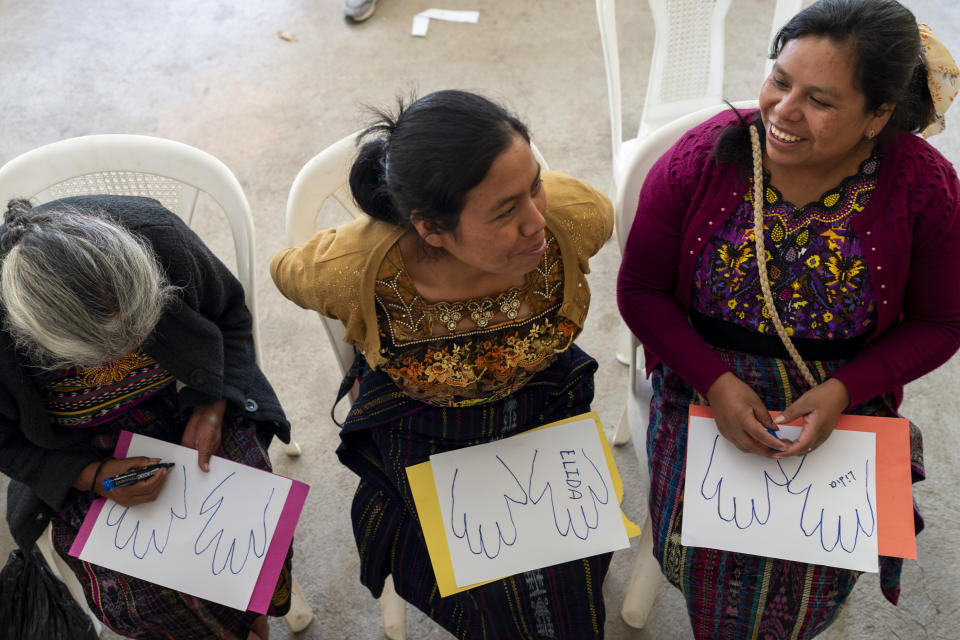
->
748 124 819 389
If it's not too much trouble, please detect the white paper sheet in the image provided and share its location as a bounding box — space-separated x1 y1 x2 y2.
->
430 417 629 587
76 434 292 610
682 415 879 572
411 8 480 37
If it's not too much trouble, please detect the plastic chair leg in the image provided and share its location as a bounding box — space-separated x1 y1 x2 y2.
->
380 576 406 640
284 574 313 632
619 514 662 629
281 440 303 457
611 404 631 446
35 523 103 636
615 322 632 365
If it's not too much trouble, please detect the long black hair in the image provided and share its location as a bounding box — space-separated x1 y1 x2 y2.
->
348 90 530 232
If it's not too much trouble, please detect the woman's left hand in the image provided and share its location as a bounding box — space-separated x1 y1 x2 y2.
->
774 378 850 458
181 399 227 472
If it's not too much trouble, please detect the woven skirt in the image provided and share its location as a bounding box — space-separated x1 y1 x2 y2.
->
51 387 292 640
338 344 612 639
647 348 925 640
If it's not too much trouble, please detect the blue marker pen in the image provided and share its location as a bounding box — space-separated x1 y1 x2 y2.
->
103 462 175 491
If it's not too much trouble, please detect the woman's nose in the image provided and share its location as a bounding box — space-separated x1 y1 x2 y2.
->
774 91 803 120
520 199 546 235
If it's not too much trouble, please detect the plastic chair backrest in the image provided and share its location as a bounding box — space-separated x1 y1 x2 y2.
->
285 130 550 381
0 134 262 363
615 100 757 253
596 0 801 165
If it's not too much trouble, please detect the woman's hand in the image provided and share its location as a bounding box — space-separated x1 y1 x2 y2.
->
706 372 786 458
181 399 227 472
773 378 850 457
75 457 170 507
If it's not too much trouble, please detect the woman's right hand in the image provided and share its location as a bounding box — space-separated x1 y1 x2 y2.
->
75 457 170 507
706 372 786 458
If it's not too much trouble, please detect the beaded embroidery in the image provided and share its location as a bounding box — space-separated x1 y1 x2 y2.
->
692 151 880 339
44 349 175 427
373 230 574 406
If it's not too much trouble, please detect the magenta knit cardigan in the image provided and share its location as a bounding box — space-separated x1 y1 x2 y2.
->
617 109 960 407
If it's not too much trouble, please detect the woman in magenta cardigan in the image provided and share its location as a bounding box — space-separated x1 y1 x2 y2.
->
617 0 960 638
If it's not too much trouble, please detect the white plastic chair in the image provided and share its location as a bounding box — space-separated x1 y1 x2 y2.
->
596 0 801 371
0 134 313 634
285 130 548 640
613 100 759 629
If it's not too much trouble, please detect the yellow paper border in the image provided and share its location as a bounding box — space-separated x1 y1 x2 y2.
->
406 411 641 597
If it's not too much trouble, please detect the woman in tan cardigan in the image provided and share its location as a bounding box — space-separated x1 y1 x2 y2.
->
272 90 614 638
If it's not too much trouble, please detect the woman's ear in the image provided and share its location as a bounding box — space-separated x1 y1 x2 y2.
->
870 102 896 134
409 211 446 248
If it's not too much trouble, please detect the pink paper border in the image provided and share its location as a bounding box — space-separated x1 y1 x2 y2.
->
69 430 311 613
247 478 310 613
68 430 135 557
68 497 107 557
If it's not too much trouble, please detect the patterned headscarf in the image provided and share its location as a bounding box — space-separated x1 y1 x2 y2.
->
918 23 959 138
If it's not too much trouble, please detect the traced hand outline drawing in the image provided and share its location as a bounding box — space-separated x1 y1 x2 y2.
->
194 472 274 575
700 435 786 529
449 455 529 559
696 433 877 554
528 448 611 540
105 463 188 559
784 457 875 553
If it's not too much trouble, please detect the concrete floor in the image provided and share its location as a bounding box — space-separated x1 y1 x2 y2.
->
1 0 959 638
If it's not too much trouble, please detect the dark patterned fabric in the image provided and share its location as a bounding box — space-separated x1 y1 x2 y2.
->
339 344 611 639
50 386 292 640
693 151 880 340
647 348 925 640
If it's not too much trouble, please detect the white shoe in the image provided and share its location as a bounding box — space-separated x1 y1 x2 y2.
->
344 0 377 22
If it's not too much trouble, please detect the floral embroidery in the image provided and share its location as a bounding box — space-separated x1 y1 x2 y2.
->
692 150 880 340
435 303 463 331
80 352 142 386
467 299 495 328
374 230 574 406
44 349 175 427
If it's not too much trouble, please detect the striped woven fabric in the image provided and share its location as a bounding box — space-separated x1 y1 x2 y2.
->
339 344 612 639
43 349 175 427
647 349 924 640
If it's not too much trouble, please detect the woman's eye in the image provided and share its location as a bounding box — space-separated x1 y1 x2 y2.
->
810 96 831 108
497 206 517 220
531 178 543 196
771 77 787 88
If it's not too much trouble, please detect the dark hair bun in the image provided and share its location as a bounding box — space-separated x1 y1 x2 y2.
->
4 198 33 225
349 138 402 225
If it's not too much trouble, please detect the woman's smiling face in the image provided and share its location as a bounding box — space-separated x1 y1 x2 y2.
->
759 35 893 175
421 134 548 280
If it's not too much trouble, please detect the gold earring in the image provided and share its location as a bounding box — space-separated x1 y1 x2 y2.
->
867 129 876 139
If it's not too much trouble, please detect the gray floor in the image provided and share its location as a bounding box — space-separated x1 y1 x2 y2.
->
1 1 959 638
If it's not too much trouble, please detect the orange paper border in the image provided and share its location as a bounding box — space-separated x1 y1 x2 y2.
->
688 405 915 558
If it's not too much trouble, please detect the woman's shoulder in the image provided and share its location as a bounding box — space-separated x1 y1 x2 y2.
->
883 132 960 212
543 171 614 256
274 216 401 268
271 216 402 312
670 108 751 161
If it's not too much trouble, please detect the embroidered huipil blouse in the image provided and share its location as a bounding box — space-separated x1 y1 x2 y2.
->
375 233 578 406
44 349 175 427
691 152 881 340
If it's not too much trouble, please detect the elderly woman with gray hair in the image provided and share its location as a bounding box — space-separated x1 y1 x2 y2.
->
0 196 292 640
